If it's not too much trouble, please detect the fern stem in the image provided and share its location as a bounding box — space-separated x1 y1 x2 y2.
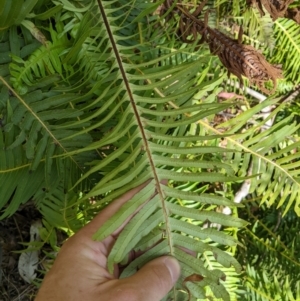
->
95 0 175 261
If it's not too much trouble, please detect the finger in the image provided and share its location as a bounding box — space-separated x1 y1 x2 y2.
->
80 180 151 236
120 256 181 301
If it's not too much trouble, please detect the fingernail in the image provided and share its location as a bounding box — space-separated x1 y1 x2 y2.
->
164 257 181 284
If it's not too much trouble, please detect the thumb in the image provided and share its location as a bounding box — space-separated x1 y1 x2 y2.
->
126 256 181 301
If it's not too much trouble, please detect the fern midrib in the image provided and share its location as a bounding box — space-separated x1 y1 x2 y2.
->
245 282 277 301
95 0 175 259
0 151 75 174
198 119 300 189
0 163 31 173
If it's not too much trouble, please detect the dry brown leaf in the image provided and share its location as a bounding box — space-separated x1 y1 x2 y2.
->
163 0 283 94
247 0 300 24
285 7 300 24
182 273 205 301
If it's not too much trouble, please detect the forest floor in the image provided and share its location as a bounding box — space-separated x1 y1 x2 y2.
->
0 203 40 301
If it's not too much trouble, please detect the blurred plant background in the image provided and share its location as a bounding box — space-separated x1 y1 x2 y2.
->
0 0 300 300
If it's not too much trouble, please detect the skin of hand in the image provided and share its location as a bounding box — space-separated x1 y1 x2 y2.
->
35 183 181 301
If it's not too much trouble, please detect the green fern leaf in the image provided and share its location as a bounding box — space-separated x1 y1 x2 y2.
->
57 1 249 299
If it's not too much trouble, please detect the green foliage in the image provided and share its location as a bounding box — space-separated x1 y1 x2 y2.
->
0 0 300 300
273 18 300 83
237 203 300 300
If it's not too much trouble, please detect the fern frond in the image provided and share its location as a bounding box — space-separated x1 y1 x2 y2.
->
241 8 275 51
9 25 67 94
237 202 300 300
63 1 250 299
273 18 300 83
187 96 300 216
0 74 95 220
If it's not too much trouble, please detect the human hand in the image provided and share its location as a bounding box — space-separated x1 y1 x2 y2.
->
35 183 181 301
